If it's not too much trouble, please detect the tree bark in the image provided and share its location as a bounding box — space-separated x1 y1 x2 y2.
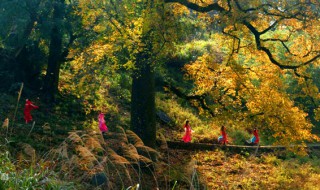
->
130 0 158 148
43 0 64 102
43 27 62 102
131 52 156 148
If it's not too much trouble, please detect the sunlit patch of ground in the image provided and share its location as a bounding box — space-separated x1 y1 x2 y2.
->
192 150 320 190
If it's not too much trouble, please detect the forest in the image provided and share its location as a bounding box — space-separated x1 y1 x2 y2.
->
0 0 320 189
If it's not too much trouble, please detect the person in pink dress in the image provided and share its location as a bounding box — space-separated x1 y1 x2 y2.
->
24 99 39 123
98 113 108 133
182 120 192 143
218 125 228 145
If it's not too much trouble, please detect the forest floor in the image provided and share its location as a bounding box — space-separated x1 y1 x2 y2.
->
161 121 320 189
1 92 320 189
166 147 320 190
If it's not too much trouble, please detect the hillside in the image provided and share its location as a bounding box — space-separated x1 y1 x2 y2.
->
1 0 320 189
1 82 320 189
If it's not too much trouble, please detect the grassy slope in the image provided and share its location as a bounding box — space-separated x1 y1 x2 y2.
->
1 84 320 189
0 92 83 189
194 150 320 190
164 148 320 190
159 42 320 189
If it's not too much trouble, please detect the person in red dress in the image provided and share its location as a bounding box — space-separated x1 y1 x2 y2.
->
98 113 108 133
218 125 228 144
24 99 39 123
250 128 259 144
182 120 192 143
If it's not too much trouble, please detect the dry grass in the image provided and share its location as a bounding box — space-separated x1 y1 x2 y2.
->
193 150 320 190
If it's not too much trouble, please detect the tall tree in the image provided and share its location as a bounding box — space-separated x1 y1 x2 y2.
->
0 0 42 88
164 0 320 143
69 0 176 147
0 0 78 94
131 1 157 147
43 0 65 102
66 0 319 145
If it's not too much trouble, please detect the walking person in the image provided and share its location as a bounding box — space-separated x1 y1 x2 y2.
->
24 99 39 124
98 112 108 133
182 120 192 143
218 125 228 145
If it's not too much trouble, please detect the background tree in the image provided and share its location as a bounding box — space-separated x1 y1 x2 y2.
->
7 0 315 146
0 0 43 90
65 0 179 147
0 0 78 101
42 0 66 102
61 0 319 145
163 0 320 143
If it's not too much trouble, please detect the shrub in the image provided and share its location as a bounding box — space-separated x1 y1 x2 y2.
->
0 148 76 190
228 129 251 145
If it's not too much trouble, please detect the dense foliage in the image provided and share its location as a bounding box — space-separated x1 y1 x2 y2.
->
0 0 320 189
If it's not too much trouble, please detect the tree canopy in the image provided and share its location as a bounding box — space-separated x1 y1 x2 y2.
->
0 0 319 146
167 0 320 144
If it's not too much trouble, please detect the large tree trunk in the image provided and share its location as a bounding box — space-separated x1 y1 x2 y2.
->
130 0 161 148
131 53 156 148
43 26 62 102
43 1 64 102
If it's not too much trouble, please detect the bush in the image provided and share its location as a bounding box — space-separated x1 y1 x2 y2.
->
228 129 251 145
0 148 76 190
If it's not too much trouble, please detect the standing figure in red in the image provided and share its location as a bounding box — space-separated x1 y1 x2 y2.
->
24 99 39 123
182 120 192 143
250 128 259 144
98 113 108 133
218 125 228 144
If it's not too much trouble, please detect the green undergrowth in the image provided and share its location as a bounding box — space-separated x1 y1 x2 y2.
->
1 84 318 189
156 93 261 144
0 146 77 190
0 91 86 151
0 92 84 188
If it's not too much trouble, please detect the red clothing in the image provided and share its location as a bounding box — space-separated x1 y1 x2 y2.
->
98 113 108 133
23 100 39 123
182 124 192 143
219 129 228 144
253 129 259 144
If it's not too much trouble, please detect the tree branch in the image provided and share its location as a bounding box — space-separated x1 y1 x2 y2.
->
242 21 320 69
261 33 297 56
293 69 312 80
260 19 282 35
166 0 320 71
164 82 215 117
234 0 273 13
222 26 240 53
164 0 227 13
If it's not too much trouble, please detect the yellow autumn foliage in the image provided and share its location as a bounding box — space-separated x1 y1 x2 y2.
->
184 45 317 144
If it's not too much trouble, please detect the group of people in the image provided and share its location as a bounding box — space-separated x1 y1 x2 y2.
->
218 125 259 145
25 99 259 144
182 120 260 145
23 99 109 133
